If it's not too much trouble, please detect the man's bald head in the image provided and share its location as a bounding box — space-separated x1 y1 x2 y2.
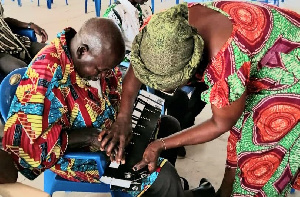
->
70 18 125 80
77 18 125 62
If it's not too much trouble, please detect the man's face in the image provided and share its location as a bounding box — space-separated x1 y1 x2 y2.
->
73 53 116 81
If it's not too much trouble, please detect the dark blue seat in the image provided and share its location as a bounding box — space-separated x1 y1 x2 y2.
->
11 28 37 42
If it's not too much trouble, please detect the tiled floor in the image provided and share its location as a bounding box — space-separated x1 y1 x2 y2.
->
1 0 299 196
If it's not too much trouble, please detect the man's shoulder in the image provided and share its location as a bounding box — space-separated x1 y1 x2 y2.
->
28 42 65 81
31 43 60 66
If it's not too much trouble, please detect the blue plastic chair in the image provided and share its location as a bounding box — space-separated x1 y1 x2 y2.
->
0 68 26 122
85 0 101 17
44 153 130 197
12 0 68 9
0 28 37 82
250 0 281 6
0 28 37 123
151 0 155 13
11 28 37 42
40 0 68 9
10 0 22 7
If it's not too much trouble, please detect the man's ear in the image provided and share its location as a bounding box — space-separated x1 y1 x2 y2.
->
76 44 89 59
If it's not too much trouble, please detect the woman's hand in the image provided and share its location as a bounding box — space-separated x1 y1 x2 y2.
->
30 23 48 43
98 115 132 163
133 139 164 173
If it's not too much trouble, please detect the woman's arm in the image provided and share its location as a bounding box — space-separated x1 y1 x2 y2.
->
134 92 247 172
164 91 247 148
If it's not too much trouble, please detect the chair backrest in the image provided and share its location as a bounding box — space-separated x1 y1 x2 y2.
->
0 67 26 122
11 28 38 42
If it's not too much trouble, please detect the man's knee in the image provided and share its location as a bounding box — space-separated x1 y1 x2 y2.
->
158 115 181 138
0 53 27 74
158 116 180 166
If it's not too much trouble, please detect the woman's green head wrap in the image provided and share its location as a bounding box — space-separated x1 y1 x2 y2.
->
131 3 204 90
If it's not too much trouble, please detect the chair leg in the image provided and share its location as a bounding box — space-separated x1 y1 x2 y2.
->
94 0 100 17
151 0 154 13
47 0 51 9
85 0 88 13
44 170 56 196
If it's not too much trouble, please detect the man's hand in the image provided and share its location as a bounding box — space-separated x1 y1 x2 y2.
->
98 116 132 163
133 140 164 173
0 150 18 184
31 23 48 43
67 127 102 151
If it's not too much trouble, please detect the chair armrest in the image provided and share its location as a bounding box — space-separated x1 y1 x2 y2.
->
0 182 50 197
11 28 37 42
63 152 108 176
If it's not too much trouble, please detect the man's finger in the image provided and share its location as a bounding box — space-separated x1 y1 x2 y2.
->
98 131 107 142
105 140 117 157
115 136 125 162
133 159 148 171
110 152 115 162
100 134 113 151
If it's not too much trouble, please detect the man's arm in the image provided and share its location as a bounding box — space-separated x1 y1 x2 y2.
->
67 128 102 151
4 18 48 43
99 65 142 162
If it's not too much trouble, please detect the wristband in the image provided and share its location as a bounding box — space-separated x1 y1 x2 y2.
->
27 22 33 29
160 139 167 150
